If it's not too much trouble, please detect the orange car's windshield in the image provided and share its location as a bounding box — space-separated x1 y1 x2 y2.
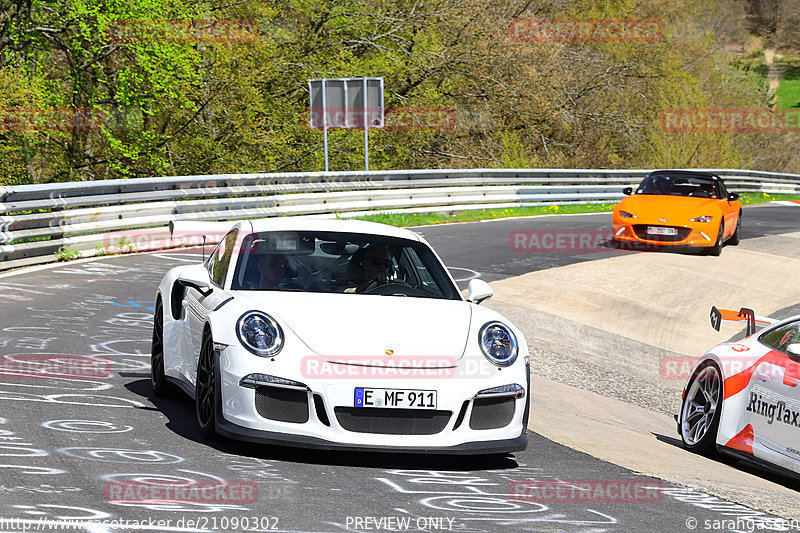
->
637 175 719 198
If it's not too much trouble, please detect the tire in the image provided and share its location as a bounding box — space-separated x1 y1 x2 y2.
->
150 298 171 397
679 361 723 456
707 223 723 256
728 212 741 246
195 330 218 439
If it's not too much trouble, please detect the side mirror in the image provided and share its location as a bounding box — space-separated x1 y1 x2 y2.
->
622 187 633 196
178 264 212 296
787 344 800 358
467 279 493 305
727 192 740 202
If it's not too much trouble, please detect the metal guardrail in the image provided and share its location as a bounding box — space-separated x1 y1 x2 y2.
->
1 168 799 272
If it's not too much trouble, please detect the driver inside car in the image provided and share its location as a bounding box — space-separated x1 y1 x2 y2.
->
360 245 392 285
345 245 394 292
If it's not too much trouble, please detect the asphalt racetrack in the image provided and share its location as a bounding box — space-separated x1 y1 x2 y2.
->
0 203 797 532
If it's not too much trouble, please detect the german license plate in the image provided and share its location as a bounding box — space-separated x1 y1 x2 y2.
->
647 226 677 236
354 387 437 409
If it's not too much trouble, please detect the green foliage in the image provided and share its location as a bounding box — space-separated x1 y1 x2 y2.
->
55 247 82 261
1 0 799 185
498 132 536 168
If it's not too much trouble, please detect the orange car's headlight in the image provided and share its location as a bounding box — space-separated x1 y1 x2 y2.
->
689 216 713 222
619 210 637 218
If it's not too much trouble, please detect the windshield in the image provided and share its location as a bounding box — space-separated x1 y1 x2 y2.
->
230 231 461 300
636 174 719 198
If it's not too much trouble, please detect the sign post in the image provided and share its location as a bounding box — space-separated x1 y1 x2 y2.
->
363 78 368 170
321 79 329 171
309 77 384 171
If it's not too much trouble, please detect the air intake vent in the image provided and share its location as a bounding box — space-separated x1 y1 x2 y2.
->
632 225 691 242
469 397 515 430
334 407 451 435
254 386 309 424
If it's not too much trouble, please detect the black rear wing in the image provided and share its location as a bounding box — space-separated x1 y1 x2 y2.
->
710 306 775 337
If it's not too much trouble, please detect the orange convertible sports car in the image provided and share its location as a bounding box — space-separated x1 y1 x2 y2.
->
612 170 742 255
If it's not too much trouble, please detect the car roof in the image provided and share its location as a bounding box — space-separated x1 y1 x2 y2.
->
235 217 422 241
647 169 722 181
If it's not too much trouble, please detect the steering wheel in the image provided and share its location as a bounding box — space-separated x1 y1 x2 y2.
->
358 274 428 296
360 281 429 297
356 272 390 293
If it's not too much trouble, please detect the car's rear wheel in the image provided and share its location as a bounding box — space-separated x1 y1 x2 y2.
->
728 212 741 246
151 298 170 397
707 223 723 256
196 330 217 439
680 361 723 455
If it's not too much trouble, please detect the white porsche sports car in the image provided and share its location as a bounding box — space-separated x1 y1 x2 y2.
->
679 306 800 474
151 218 529 454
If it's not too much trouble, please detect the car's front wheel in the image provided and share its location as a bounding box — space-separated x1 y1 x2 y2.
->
728 212 741 246
707 223 723 256
680 361 723 455
195 330 218 439
151 298 170 397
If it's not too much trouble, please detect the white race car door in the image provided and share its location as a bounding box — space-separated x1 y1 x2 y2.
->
184 230 238 386
741 319 800 468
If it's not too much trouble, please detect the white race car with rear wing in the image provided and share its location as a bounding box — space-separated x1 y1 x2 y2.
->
151 217 530 454
678 305 800 475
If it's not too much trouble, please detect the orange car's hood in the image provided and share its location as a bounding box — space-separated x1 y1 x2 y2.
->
616 195 723 225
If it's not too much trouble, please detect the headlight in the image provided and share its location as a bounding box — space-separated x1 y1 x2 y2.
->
479 322 518 367
237 311 284 357
690 216 713 222
619 210 636 218
476 383 525 399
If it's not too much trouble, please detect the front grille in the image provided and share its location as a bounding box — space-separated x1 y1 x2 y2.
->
254 386 309 424
632 225 691 242
469 397 515 430
334 407 451 435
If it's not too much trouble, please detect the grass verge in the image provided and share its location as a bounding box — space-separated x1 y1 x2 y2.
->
776 68 800 109
353 192 800 227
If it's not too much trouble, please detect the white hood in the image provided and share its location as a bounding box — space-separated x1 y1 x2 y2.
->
234 292 471 359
